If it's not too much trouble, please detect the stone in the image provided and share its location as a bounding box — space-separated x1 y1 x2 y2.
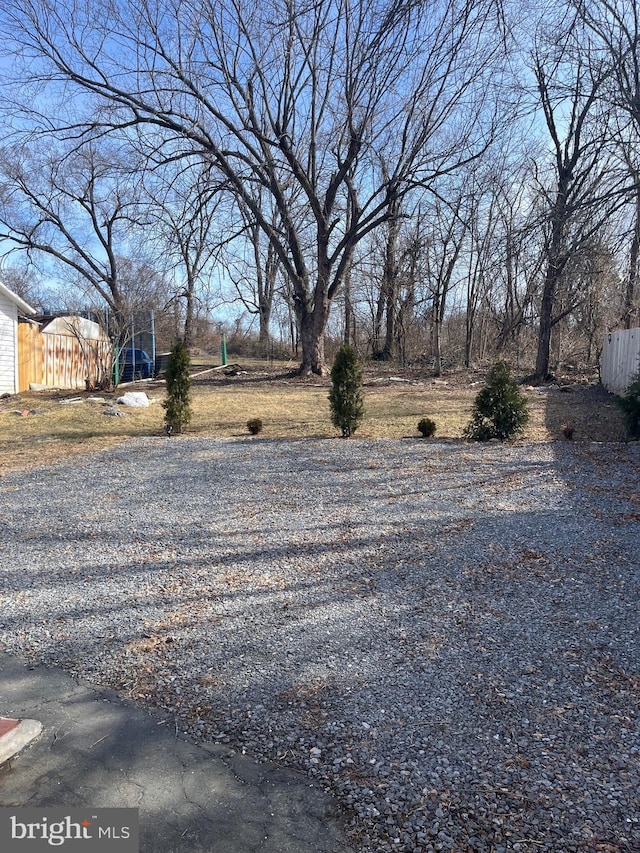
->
117 391 151 408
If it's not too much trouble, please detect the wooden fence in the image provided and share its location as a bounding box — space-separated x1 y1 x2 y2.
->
601 328 640 394
18 322 113 391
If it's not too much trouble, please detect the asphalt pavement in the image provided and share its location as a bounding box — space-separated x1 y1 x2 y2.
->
0 653 353 853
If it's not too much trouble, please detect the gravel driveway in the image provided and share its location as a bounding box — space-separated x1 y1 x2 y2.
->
1 437 639 852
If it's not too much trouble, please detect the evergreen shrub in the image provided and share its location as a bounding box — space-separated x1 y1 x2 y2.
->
163 340 192 435
247 417 263 435
463 361 529 441
417 417 436 437
329 344 364 437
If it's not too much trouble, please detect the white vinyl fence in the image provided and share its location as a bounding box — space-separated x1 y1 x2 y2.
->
601 328 640 394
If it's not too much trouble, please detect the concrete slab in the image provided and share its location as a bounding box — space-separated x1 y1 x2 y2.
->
0 653 353 853
0 718 43 765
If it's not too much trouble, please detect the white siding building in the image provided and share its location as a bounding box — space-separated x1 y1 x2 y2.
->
0 281 36 395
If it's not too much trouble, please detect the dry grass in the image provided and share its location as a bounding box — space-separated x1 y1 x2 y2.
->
0 361 627 474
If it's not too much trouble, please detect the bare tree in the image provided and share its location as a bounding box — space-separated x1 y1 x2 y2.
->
220 195 288 355
492 174 546 359
555 236 622 365
372 195 402 361
423 194 468 375
0 260 50 310
142 163 227 347
464 179 502 367
624 169 640 327
531 17 626 380
0 140 147 340
2 0 505 374
573 0 640 327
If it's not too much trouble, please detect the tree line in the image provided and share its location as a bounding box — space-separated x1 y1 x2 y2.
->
0 0 638 380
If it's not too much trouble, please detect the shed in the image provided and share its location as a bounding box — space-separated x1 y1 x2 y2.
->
0 281 37 395
18 314 112 391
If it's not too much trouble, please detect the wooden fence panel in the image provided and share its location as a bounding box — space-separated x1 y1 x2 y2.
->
18 323 44 391
601 328 640 394
18 323 112 391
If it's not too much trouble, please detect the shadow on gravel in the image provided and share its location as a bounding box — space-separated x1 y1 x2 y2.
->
1 437 639 853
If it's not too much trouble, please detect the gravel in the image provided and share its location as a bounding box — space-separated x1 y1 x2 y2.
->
1 437 639 852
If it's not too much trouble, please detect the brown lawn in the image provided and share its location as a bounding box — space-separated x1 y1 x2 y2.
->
0 360 627 474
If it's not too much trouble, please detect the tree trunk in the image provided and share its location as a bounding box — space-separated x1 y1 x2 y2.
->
183 275 195 348
535 267 557 380
380 288 397 360
624 179 640 329
258 311 272 355
432 272 450 377
433 301 442 378
297 269 331 374
343 259 355 346
343 284 354 347
373 289 385 357
110 286 130 347
373 201 400 360
256 230 277 355
299 306 327 374
382 207 400 361
465 315 474 369
535 178 569 382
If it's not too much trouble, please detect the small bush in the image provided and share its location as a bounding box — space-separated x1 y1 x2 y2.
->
617 373 640 439
463 361 529 441
247 417 263 435
417 417 436 437
329 344 364 437
163 340 192 435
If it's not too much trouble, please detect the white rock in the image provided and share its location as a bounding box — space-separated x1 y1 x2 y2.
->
117 391 150 408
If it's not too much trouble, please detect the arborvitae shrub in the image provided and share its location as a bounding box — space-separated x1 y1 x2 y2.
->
329 344 364 437
617 373 640 439
247 417 263 435
163 340 192 435
463 361 529 441
417 417 436 437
